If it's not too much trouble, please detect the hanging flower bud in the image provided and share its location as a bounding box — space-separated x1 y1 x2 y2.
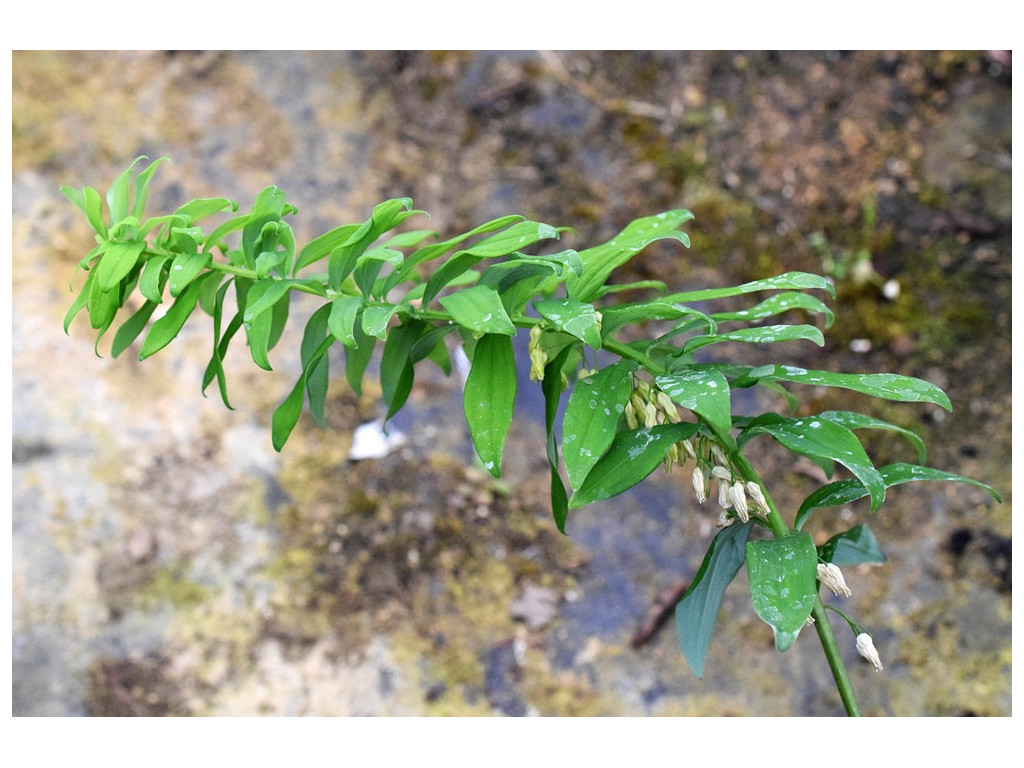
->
682 439 697 460
710 443 729 467
711 465 732 482
717 480 733 509
528 325 547 382
730 481 749 522
692 466 707 504
856 632 884 671
746 481 768 514
716 509 734 527
816 563 852 597
625 401 639 430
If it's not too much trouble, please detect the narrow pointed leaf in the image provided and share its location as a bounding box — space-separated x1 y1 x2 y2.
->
96 241 146 293
747 532 818 651
271 336 334 451
795 462 1002 530
676 521 753 678
663 271 835 303
562 360 638 490
139 273 215 360
201 280 237 410
683 324 825 354
301 305 333 427
819 410 926 464
534 298 602 350
167 251 212 297
818 524 887 567
380 320 426 423
328 295 363 347
439 285 516 336
344 313 376 396
111 299 159 358
130 156 170 219
745 365 952 411
711 291 834 328
542 347 574 533
464 334 517 477
569 422 700 509
741 413 885 511
655 369 732 439
567 210 694 302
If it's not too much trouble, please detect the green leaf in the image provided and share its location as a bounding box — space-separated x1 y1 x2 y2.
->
106 156 146 224
534 298 602 350
818 524 887 567
295 222 361 274
384 214 524 293
683 324 825 354
64 267 97 333
567 210 694 302
655 369 732 439
746 532 818 651
439 285 516 336
242 279 291 370
569 422 700 509
167 251 212 297
328 295 363 347
301 305 333 427
819 410 926 464
130 156 170 220
479 258 559 294
271 335 334 452
81 186 108 237
138 254 171 304
599 301 692 337
173 197 237 223
110 299 159 359
464 334 517 477
255 250 288 279
380 320 426 423
676 521 753 678
562 360 638 490
201 280 237 410
795 462 1002 530
95 241 146 293
592 279 667 298
422 220 559 304
744 365 952 411
740 413 886 511
242 186 288 268
344 312 376 396
542 347 574 533
663 271 836 303
354 247 403 298
139 272 215 360
711 291 835 328
361 304 399 339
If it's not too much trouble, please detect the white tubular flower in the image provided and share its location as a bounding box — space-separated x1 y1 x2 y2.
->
746 481 768 514
644 402 660 429
717 480 733 509
716 509 734 527
817 563 852 597
625 401 639 430
710 443 729 467
692 466 707 504
856 632 884 672
682 439 697 460
711 465 732 482
730 481 749 522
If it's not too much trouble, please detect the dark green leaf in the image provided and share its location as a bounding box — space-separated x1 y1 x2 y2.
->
271 335 334 452
167 251 212 297
464 334 517 477
201 280 237 410
139 273 215 360
569 422 700 508
655 369 732 439
301 305 333 427
380 320 426 423
242 186 288 268
745 365 952 411
562 360 638 490
328 295 363 347
741 414 885 511
818 524 887 567
599 301 691 337
295 222 361 274
795 462 1003 530
747 532 818 651
592 279 667 298
819 410 926 464
534 298 602 350
110 299 159 359
663 271 836 303
96 241 146 293
676 521 753 678
711 291 835 328
567 210 694 302
542 347 574 533
439 285 516 336
344 312 376 396
683 324 825 354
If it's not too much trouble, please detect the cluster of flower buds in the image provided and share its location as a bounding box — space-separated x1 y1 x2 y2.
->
624 376 696 470
686 439 771 527
528 325 548 382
